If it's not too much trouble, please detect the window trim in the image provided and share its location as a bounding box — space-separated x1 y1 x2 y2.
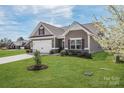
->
70 38 82 50
39 27 44 35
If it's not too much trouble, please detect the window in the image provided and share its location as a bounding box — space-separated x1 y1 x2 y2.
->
70 39 82 49
39 26 44 35
76 40 82 49
39 30 44 35
70 40 75 49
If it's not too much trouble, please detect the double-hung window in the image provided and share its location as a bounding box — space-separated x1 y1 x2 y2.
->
70 38 82 50
70 40 75 49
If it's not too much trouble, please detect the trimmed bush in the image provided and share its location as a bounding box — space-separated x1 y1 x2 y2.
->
83 52 92 59
60 50 92 59
49 49 59 54
26 49 32 53
60 50 68 56
66 50 81 56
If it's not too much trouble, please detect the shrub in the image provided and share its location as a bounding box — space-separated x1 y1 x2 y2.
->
60 50 92 58
33 50 41 65
83 52 92 59
26 49 32 53
66 50 82 56
77 52 84 57
49 49 59 54
27 50 48 71
68 52 73 56
60 50 68 56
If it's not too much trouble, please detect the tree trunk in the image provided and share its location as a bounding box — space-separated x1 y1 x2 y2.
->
114 54 120 63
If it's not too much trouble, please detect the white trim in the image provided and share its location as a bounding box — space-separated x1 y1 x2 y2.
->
57 36 64 39
70 39 82 50
84 48 89 50
30 22 55 38
62 22 92 36
88 35 91 53
70 37 82 40
30 36 54 40
52 48 59 49
41 23 55 35
54 36 56 48
29 22 41 37
62 40 64 49
64 35 66 49
65 48 68 49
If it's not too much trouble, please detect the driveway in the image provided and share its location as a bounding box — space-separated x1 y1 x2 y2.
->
0 54 33 64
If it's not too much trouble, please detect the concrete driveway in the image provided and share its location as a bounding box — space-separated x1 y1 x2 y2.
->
0 54 33 64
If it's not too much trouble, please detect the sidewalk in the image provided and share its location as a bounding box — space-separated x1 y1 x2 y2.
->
0 54 33 64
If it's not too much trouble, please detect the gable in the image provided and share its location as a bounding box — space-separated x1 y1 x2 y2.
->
69 23 83 31
62 22 93 36
33 25 51 36
30 22 53 38
30 22 66 38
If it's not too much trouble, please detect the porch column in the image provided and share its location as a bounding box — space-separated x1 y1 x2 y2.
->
64 36 66 49
54 36 56 49
88 34 91 53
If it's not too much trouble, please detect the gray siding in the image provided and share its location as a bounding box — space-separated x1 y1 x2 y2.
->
33 26 51 36
90 37 103 53
65 30 88 49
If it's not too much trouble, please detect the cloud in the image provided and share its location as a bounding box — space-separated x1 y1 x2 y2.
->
12 6 74 18
0 5 75 40
0 5 107 41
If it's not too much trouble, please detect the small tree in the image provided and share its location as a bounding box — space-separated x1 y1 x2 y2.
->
33 50 41 65
93 5 124 63
27 50 48 71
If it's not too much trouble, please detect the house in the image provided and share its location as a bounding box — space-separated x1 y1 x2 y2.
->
8 37 29 49
23 40 31 49
29 21 102 53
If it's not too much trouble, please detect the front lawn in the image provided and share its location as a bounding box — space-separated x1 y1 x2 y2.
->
0 49 26 57
0 51 124 88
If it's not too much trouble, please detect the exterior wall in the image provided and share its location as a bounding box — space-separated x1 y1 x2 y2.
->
90 36 103 53
65 30 88 49
33 25 51 36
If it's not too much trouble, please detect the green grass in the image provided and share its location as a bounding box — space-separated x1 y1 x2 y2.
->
0 51 124 88
0 49 26 57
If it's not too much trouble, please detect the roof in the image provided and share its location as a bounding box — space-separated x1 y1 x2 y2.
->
14 40 27 46
41 22 65 36
83 23 99 35
30 21 99 38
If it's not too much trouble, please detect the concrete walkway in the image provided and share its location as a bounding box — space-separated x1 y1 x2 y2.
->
0 54 33 64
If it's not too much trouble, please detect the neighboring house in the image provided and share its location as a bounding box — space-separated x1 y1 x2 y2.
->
23 40 31 49
29 21 102 53
8 37 29 49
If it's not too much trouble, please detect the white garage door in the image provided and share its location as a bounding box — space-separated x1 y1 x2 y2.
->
33 40 52 53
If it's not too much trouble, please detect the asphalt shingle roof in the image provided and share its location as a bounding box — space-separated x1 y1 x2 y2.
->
30 21 99 37
41 22 65 36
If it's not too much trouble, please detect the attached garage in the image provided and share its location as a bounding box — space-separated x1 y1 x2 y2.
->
33 40 52 53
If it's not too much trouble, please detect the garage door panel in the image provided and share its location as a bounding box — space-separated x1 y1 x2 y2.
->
33 40 52 53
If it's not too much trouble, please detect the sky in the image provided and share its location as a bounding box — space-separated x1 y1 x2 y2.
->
0 5 109 41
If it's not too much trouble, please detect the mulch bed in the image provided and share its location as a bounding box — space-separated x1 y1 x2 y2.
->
27 64 48 71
